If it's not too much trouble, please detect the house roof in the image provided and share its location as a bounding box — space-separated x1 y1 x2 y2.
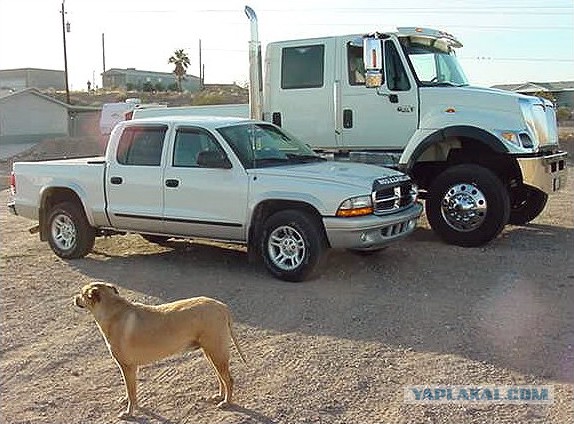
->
0 88 100 112
491 81 574 92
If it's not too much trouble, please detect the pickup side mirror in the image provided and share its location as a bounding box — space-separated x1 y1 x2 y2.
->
363 37 383 88
197 150 232 169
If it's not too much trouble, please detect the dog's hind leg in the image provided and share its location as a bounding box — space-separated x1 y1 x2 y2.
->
203 347 233 407
117 363 138 419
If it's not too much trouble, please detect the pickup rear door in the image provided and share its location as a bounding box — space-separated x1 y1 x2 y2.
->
105 124 168 233
162 126 249 241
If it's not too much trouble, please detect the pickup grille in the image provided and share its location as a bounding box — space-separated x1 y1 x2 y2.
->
372 175 416 215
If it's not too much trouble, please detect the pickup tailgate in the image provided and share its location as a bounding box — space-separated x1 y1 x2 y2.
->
12 157 108 226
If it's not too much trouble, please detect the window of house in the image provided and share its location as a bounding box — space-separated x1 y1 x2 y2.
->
116 126 167 166
281 44 324 89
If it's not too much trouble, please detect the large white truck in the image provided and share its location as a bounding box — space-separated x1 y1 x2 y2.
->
243 7 568 247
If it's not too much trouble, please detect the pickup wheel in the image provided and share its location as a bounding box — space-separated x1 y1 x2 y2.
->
426 164 510 247
260 210 326 282
509 186 548 225
47 202 96 259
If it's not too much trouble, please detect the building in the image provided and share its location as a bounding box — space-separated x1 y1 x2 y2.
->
0 68 65 92
0 88 100 145
102 68 201 92
491 81 574 108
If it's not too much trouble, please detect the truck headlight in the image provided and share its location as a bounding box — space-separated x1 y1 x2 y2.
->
336 195 374 217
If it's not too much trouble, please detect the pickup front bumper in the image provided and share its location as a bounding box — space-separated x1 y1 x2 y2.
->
323 202 423 250
517 151 568 193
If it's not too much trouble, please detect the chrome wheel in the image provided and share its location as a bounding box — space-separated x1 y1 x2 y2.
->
441 183 487 232
51 213 77 252
267 225 306 271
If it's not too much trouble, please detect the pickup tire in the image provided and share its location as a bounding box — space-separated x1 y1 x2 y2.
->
426 164 510 247
509 186 548 225
47 202 96 259
260 210 326 282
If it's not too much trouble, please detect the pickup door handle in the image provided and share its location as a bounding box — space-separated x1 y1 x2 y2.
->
110 176 123 185
165 179 180 188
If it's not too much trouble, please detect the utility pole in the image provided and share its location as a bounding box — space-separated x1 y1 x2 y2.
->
199 39 203 89
102 33 106 89
61 0 70 104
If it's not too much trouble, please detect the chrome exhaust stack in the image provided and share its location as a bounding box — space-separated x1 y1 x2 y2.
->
244 5 263 120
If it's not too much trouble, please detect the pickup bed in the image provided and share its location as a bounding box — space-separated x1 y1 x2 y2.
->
9 116 422 281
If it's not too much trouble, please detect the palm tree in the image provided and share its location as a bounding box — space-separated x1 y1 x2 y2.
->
168 49 191 92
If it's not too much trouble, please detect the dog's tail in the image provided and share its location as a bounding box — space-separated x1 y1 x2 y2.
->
227 314 247 365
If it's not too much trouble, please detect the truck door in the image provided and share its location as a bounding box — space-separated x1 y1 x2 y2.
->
162 127 249 241
340 38 418 150
106 124 168 233
265 38 338 148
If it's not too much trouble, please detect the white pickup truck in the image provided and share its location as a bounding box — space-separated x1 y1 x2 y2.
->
8 116 422 281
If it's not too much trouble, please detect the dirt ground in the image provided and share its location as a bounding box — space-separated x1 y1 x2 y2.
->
1 135 573 423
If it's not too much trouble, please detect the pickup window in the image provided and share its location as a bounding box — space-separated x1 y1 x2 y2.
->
116 125 168 166
173 127 228 168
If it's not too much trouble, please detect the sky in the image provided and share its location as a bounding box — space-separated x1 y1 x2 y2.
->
0 0 573 91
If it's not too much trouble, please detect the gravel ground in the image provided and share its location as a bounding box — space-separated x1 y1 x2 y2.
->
0 135 573 423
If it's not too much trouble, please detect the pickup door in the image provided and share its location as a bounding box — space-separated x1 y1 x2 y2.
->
106 124 249 241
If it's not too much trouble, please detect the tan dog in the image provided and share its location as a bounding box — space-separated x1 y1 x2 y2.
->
74 282 246 419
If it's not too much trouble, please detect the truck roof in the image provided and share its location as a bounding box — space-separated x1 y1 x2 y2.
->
121 115 253 130
267 26 462 49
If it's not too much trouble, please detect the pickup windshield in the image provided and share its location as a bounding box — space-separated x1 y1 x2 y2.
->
402 41 468 87
217 123 325 169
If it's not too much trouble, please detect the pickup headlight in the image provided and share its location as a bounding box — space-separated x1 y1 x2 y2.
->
336 195 374 217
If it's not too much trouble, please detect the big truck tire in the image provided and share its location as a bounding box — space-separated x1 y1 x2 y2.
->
260 210 326 282
47 202 96 259
425 164 510 247
509 187 548 225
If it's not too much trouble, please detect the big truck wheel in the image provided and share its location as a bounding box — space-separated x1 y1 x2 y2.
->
509 186 548 225
425 164 510 247
260 210 326 282
47 202 96 259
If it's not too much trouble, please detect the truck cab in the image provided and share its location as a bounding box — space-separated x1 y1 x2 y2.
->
258 25 568 247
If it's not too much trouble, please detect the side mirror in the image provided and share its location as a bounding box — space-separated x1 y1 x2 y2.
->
363 38 383 88
197 150 232 169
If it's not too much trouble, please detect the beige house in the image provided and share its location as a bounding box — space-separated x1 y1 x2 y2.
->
0 88 100 145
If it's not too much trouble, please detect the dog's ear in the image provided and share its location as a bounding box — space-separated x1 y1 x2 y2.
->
108 284 119 295
86 287 101 303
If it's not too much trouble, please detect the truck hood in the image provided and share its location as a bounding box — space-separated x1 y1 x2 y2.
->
419 85 559 150
249 161 405 191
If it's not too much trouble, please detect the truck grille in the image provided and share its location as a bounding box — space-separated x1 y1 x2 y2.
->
372 175 417 215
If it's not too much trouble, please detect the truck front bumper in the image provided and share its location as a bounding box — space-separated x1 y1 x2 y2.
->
323 202 423 250
517 151 568 193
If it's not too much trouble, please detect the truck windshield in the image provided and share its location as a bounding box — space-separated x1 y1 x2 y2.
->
403 41 468 86
217 123 324 169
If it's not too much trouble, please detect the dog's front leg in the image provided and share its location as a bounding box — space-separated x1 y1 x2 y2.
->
117 363 138 420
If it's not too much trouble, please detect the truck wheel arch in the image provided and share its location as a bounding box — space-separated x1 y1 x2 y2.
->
405 126 520 192
248 200 329 252
39 188 91 241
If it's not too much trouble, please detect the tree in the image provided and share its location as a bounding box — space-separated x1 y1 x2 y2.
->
168 49 191 92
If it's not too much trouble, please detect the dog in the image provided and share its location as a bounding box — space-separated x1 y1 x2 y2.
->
74 282 246 419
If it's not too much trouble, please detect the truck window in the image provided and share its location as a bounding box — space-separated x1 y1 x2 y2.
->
281 44 324 89
173 128 227 168
347 43 367 86
384 40 410 91
116 126 167 166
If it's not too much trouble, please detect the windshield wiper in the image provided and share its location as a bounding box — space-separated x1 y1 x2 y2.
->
285 153 326 163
